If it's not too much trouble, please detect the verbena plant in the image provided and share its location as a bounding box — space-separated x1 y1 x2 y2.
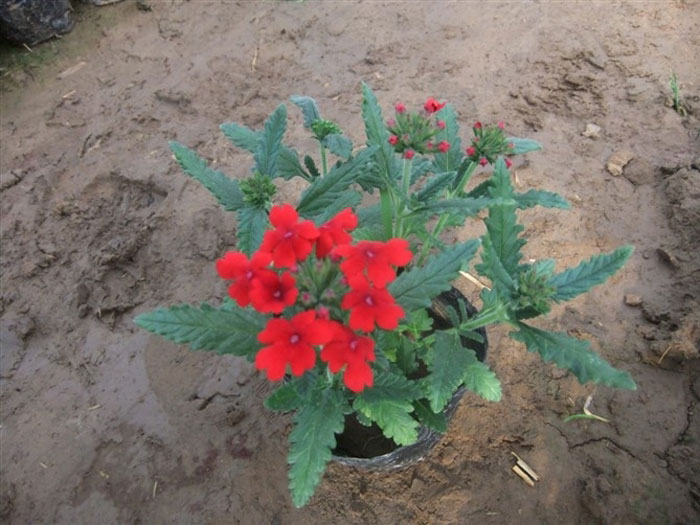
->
135 83 635 507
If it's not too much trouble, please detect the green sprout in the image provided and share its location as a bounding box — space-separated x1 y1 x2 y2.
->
669 72 687 117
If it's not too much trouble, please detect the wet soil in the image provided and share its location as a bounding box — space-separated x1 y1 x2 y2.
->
1 1 699 523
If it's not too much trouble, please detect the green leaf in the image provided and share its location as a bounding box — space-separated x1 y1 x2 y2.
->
220 122 261 153
462 360 502 401
533 258 556 277
418 197 491 217
310 190 362 225
477 235 517 299
265 382 302 412
290 95 321 128
323 134 353 159
353 204 384 241
483 158 524 274
410 157 433 185
361 82 400 184
236 207 268 256
296 147 376 219
415 171 457 202
549 246 634 302
389 240 481 310
424 331 477 412
413 399 447 433
254 104 287 178
511 323 636 389
277 147 311 181
169 141 244 211
515 189 570 210
506 137 542 155
433 105 463 173
354 371 421 446
134 303 265 358
303 155 321 178
288 387 348 507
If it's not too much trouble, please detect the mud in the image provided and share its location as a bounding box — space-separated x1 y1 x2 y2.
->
1 1 699 523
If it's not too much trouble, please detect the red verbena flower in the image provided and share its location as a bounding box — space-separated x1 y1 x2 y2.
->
259 204 319 268
466 146 476 156
473 121 482 129
395 102 406 114
437 140 450 153
321 323 375 392
388 135 399 146
426 142 434 150
424 97 446 114
479 157 488 166
436 120 446 129
216 251 272 307
505 158 513 169
249 270 298 314
498 121 506 130
386 118 396 127
316 208 358 258
334 239 412 288
255 311 334 380
403 149 415 160
341 277 405 332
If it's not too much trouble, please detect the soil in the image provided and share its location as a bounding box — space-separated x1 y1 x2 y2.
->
1 1 699 523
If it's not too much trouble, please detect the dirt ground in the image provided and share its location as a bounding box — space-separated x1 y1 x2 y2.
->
1 1 699 523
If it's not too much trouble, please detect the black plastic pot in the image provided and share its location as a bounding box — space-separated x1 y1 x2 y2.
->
332 287 488 470
0 0 74 46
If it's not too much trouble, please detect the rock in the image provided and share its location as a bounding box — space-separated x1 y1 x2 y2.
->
624 294 643 307
583 123 601 139
656 247 680 268
623 158 656 185
607 151 634 176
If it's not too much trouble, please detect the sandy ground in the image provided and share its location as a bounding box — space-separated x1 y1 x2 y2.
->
1 1 699 523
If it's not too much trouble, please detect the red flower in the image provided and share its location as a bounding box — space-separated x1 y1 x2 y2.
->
216 251 272 307
403 149 415 160
255 311 334 380
249 270 298 314
498 121 506 130
466 146 476 156
395 102 406 114
316 208 358 258
386 118 396 127
479 157 488 167
321 323 375 392
424 97 446 114
436 120 446 129
388 135 399 146
259 204 319 268
473 121 482 129
505 158 513 169
341 278 405 332
334 239 412 288
426 142 434 150
437 140 450 153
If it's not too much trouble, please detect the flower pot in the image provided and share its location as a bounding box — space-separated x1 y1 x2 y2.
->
331 287 488 470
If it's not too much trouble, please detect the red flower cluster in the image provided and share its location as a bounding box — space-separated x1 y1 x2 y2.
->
424 97 446 113
217 204 412 392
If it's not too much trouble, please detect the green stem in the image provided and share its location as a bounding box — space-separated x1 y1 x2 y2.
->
458 302 509 332
395 157 413 238
320 144 328 176
401 157 412 199
417 214 449 265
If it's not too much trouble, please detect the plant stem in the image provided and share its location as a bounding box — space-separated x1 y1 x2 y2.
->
320 144 328 176
395 158 413 238
417 214 449 265
458 301 509 331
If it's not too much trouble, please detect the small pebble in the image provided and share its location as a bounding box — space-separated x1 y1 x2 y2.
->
583 123 601 139
607 151 634 176
624 294 643 307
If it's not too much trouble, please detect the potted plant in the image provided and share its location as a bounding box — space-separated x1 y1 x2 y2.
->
135 83 635 507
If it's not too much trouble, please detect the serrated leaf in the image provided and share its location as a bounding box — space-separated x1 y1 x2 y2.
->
424 331 477 412
413 399 447 433
484 158 524 274
549 246 634 302
511 323 636 390
353 204 385 241
533 258 556 277
361 82 400 184
418 197 491 217
288 387 348 507
169 141 244 211
236 207 268 256
465 179 493 199
254 104 287 178
265 382 302 412
323 134 353 159
462 360 501 401
415 172 457 202
220 122 261 153
134 303 265 357
476 234 517 299
278 147 311 181
296 146 376 219
303 155 321 178
290 95 321 128
410 157 433 185
515 189 570 210
506 137 542 155
389 240 481 311
354 372 421 446
433 105 462 172
310 190 362 225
